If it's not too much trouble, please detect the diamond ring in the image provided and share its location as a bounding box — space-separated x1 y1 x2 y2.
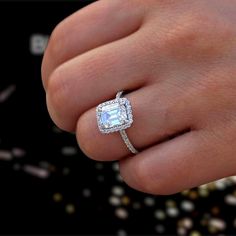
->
96 91 138 154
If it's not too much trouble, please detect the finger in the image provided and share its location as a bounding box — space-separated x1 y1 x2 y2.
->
119 129 235 195
42 0 145 89
46 33 150 132
76 84 194 161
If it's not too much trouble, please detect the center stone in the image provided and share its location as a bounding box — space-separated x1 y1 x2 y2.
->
100 103 127 129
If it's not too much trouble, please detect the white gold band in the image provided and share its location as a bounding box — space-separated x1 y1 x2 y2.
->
119 129 139 154
116 91 138 154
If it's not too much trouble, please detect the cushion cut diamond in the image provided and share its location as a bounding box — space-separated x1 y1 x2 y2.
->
96 98 133 134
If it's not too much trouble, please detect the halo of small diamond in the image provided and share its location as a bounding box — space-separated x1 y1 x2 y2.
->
96 97 134 134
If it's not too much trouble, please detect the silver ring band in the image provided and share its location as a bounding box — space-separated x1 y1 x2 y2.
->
96 91 139 155
119 130 139 154
116 91 138 154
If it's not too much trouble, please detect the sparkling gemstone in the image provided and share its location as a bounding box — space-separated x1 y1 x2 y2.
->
97 97 133 134
100 103 127 128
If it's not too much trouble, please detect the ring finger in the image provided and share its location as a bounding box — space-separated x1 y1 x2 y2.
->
76 82 195 161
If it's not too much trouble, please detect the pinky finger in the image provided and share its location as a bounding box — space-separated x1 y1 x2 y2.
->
119 130 233 195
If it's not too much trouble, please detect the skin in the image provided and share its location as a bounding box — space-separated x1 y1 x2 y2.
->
41 0 236 195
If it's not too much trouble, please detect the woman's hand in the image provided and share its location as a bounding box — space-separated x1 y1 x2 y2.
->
42 0 236 195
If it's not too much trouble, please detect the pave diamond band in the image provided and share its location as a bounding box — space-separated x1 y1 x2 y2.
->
119 130 139 154
96 91 139 154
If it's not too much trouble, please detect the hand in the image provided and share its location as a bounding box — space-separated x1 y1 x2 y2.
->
41 0 236 195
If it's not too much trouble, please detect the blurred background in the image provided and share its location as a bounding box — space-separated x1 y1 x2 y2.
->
1 0 236 235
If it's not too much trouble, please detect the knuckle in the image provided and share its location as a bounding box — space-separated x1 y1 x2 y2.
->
77 50 118 84
47 68 69 110
164 16 210 55
76 115 98 160
47 68 72 130
47 21 67 60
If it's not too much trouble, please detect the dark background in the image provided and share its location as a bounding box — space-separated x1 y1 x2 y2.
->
0 1 236 235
